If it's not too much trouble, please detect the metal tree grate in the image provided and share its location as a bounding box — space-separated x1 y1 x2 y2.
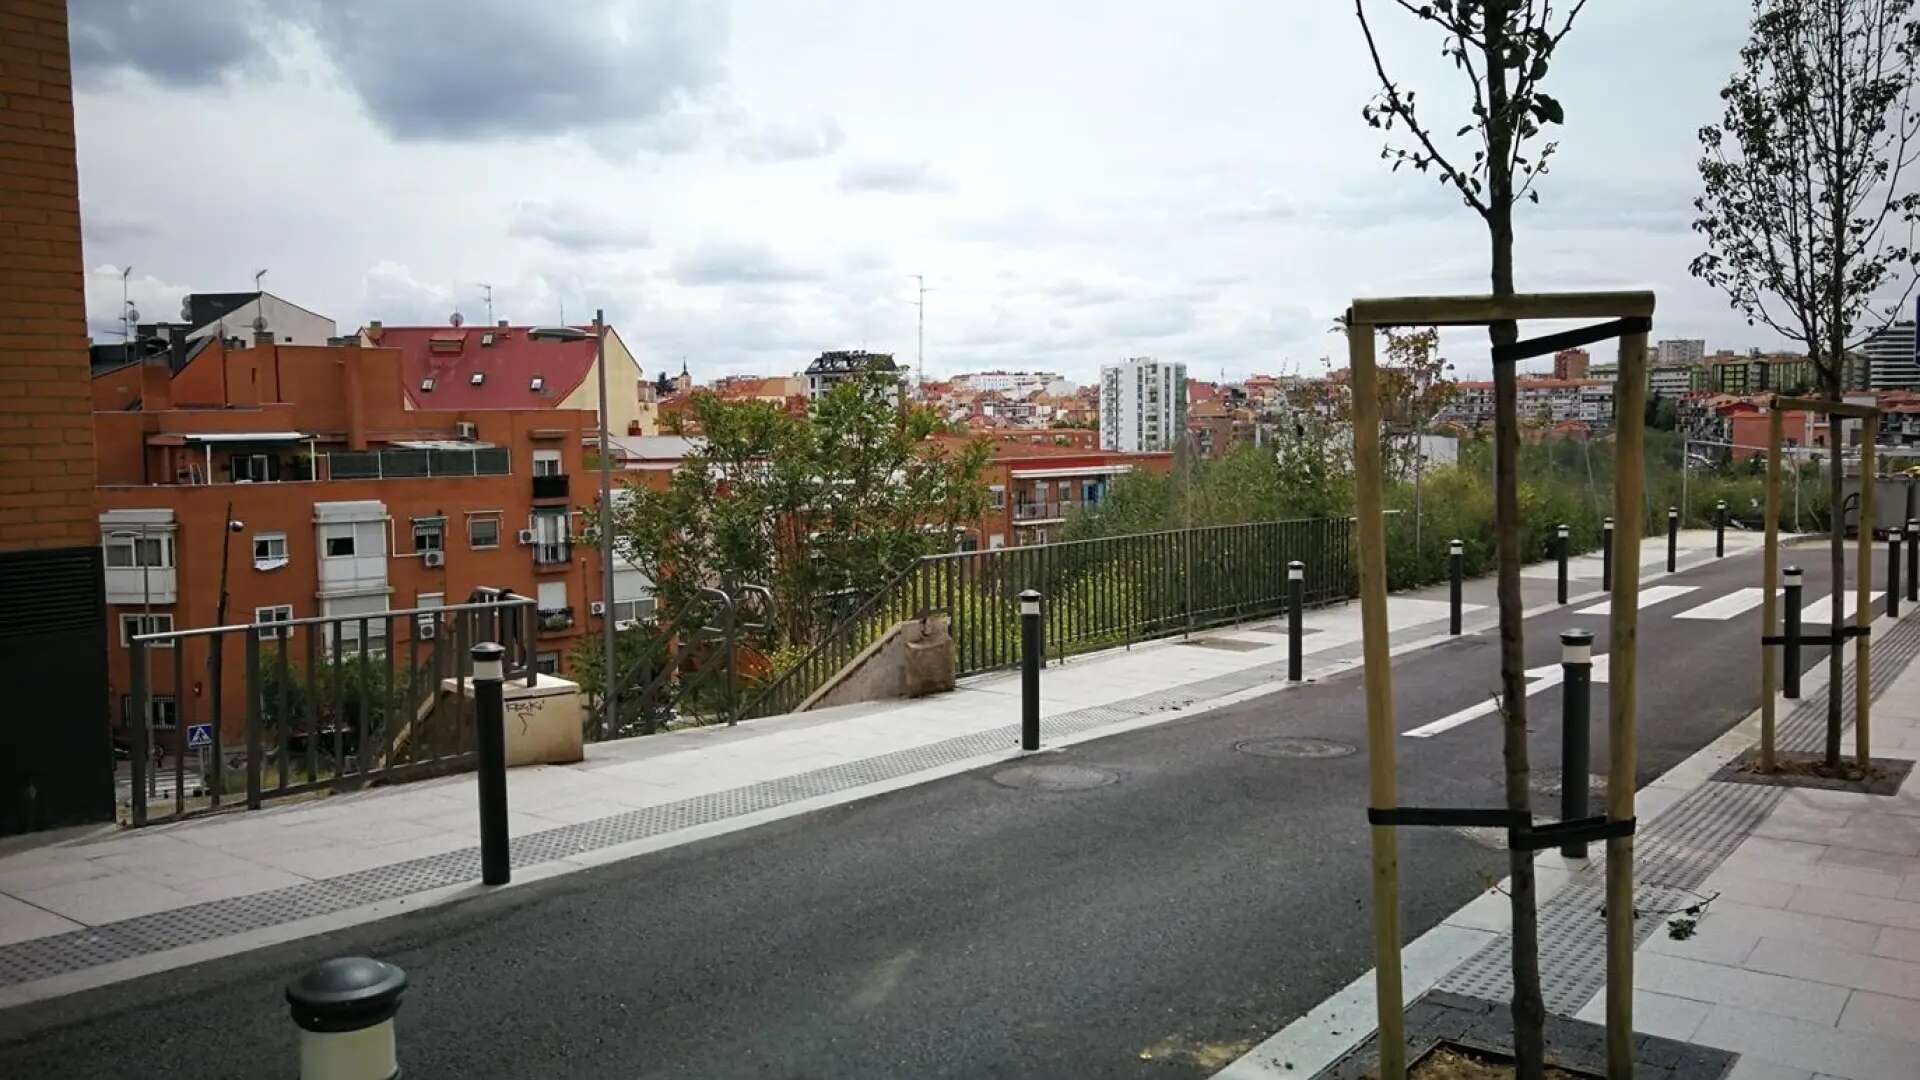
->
1438 614 1920 1016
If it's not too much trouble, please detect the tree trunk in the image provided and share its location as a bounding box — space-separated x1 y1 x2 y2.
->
1484 6 1546 1077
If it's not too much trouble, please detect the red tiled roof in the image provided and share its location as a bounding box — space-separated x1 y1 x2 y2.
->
378 325 600 409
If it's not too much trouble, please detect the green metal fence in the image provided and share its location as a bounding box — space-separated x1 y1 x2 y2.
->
737 516 1355 721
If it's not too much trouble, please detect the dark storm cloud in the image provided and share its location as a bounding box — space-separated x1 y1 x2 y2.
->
307 0 728 140
70 0 269 87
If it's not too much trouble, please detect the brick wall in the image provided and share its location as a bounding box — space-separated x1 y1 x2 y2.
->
0 0 96 551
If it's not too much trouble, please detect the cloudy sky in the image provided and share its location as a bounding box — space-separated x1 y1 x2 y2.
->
70 0 1791 383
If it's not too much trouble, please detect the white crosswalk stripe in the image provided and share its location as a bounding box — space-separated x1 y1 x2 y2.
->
1799 591 1882 623
1674 587 1768 621
1573 584 1698 616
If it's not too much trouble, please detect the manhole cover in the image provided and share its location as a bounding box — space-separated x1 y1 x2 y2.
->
991 764 1120 791
1234 736 1358 759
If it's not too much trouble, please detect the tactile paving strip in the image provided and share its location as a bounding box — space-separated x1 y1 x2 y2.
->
1439 613 1920 1015
0 638 1303 989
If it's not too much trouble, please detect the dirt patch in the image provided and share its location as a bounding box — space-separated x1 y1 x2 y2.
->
1713 748 1914 795
1394 1044 1595 1080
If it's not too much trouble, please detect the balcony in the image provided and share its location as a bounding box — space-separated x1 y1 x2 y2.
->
537 606 575 633
533 541 572 567
1013 500 1065 524
531 473 570 501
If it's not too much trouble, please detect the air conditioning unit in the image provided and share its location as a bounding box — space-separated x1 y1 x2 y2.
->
517 528 537 545
589 600 606 616
417 620 437 640
455 421 478 440
614 619 638 632
422 550 445 568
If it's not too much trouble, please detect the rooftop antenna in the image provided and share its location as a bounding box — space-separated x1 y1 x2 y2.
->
254 268 267 297
120 265 133 342
476 283 493 325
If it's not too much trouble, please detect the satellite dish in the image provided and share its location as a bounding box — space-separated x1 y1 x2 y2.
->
251 315 267 332
126 307 140 324
449 311 465 327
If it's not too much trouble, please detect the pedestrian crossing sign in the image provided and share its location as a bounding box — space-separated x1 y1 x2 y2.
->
186 723 212 750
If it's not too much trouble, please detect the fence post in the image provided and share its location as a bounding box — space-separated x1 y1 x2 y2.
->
1715 499 1728 559
1909 518 1918 604
472 642 511 885
1783 566 1803 700
1556 524 1570 605
1020 590 1041 751
1601 517 1614 592
1559 629 1594 859
130 638 149 827
1448 539 1464 636
1890 527 1903 620
1667 506 1679 573
286 956 407 1080
245 631 262 809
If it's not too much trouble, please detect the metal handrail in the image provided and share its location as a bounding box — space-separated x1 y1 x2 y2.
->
130 594 536 644
730 559 925 722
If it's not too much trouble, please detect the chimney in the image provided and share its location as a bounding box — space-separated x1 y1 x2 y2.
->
140 352 172 412
254 327 274 347
498 319 508 328
366 320 383 343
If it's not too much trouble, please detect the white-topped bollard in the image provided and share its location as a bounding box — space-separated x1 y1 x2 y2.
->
287 956 408 1080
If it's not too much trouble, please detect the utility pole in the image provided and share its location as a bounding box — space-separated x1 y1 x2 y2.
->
477 283 493 326
593 311 617 734
120 265 133 347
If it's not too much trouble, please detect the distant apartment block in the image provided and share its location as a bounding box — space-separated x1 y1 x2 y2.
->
1862 321 1920 389
1648 363 1703 398
1442 378 1614 427
1655 338 1706 366
929 439 1174 548
1099 356 1187 452
362 321 650 434
1552 347 1590 380
804 350 900 399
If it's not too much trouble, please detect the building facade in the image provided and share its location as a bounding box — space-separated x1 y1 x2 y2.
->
804 350 900 399
1862 321 1920 389
92 341 636 743
1552 347 1590 380
1099 356 1187 452
964 445 1175 548
1648 363 1703 398
1 0 115 833
1655 339 1706 366
364 322 650 436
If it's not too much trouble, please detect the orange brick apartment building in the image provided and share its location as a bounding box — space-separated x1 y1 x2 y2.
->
933 437 1173 549
91 340 634 742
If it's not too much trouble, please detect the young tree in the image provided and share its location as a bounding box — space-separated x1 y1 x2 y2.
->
1692 0 1920 770
1356 2 1589 1073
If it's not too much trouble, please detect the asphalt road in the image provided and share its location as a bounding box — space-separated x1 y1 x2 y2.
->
0 545 1871 1079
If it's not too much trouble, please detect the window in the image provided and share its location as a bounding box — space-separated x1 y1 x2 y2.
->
120 613 175 646
532 509 569 563
537 580 567 613
325 533 355 557
989 534 1006 550
255 605 294 639
530 376 545 392
535 652 560 676
532 449 562 477
415 592 444 633
412 518 444 553
420 377 435 392
470 371 485 386
324 595 389 651
469 515 501 549
610 597 656 623
1057 480 1072 499
124 694 178 730
104 534 170 569
988 484 1005 510
253 532 288 570
231 453 273 482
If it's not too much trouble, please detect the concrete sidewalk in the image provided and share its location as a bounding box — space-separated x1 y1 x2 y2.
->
0 529 1752 1011
1222 573 1920 1080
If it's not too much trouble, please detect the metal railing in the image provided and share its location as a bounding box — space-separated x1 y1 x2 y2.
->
737 516 1355 721
1013 500 1066 522
126 592 538 826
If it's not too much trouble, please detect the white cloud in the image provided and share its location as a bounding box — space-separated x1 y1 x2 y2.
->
838 159 952 194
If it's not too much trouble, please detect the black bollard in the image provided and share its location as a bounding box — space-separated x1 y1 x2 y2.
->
1667 506 1679 573
472 642 510 885
1783 567 1803 700
1601 517 1614 592
1556 524 1570 605
1716 499 1727 558
1287 560 1305 681
1448 539 1464 636
1891 527 1904 620
1909 519 1918 604
287 957 408 1080
1020 590 1041 751
1559 629 1594 859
